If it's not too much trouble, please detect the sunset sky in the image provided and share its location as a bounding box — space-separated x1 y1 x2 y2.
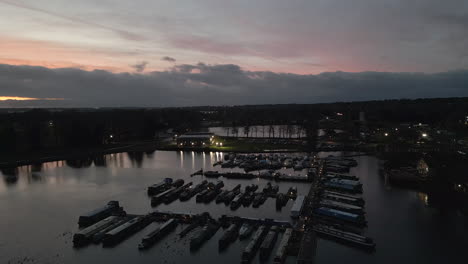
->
0 0 467 106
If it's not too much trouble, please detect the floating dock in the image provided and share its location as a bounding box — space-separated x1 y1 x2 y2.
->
290 195 306 218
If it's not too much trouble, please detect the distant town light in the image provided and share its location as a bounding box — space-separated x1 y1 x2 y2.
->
458 184 462 188
384 133 389 137
109 134 114 138
395 128 398 131
422 133 428 138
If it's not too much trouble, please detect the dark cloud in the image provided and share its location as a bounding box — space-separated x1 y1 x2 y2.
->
0 63 467 108
162 56 176 62
130 61 148 73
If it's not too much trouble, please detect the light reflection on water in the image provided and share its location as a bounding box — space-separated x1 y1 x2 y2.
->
0 151 467 264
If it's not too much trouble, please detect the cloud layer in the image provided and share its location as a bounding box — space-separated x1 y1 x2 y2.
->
1 0 467 74
1 63 467 107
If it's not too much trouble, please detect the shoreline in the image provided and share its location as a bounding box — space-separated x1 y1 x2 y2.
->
0 140 379 169
0 142 312 169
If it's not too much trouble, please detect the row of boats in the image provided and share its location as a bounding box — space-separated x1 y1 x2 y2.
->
310 160 375 250
186 218 292 263
200 170 314 182
314 172 366 226
74 209 154 247
147 178 299 210
216 153 316 172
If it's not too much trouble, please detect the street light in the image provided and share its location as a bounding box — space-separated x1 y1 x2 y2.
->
422 133 428 138
384 133 389 137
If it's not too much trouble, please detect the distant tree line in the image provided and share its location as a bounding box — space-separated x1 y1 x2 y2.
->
1 97 466 154
0 108 202 153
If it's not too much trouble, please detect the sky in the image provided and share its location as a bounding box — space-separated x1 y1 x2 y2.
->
0 0 467 107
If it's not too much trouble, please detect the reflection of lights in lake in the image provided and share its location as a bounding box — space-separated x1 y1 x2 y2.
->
417 193 429 206
180 151 184 168
191 151 195 170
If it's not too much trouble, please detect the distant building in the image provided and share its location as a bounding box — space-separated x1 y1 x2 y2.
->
176 132 214 147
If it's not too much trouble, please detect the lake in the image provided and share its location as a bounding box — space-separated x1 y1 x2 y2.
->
0 151 466 263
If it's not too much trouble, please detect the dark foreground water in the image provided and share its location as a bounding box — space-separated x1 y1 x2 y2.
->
0 151 466 264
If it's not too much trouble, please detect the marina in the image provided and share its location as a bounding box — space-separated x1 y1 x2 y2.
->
70 152 374 263
1 150 464 264
2 5 468 264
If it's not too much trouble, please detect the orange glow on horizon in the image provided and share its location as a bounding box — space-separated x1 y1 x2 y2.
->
0 96 64 101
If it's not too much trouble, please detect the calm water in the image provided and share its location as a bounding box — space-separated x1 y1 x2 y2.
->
0 151 466 264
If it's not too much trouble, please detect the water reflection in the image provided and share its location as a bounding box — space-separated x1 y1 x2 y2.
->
30 172 43 182
0 151 467 264
1 167 18 185
93 155 107 167
66 158 93 168
417 192 429 206
127 152 144 167
31 163 43 172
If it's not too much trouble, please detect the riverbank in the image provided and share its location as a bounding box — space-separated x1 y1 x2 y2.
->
0 141 161 169
0 137 311 169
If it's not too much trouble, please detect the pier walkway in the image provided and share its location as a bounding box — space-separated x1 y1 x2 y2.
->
296 161 323 264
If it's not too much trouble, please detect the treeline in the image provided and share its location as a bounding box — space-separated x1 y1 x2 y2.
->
1 97 467 154
0 108 202 153
195 97 468 129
